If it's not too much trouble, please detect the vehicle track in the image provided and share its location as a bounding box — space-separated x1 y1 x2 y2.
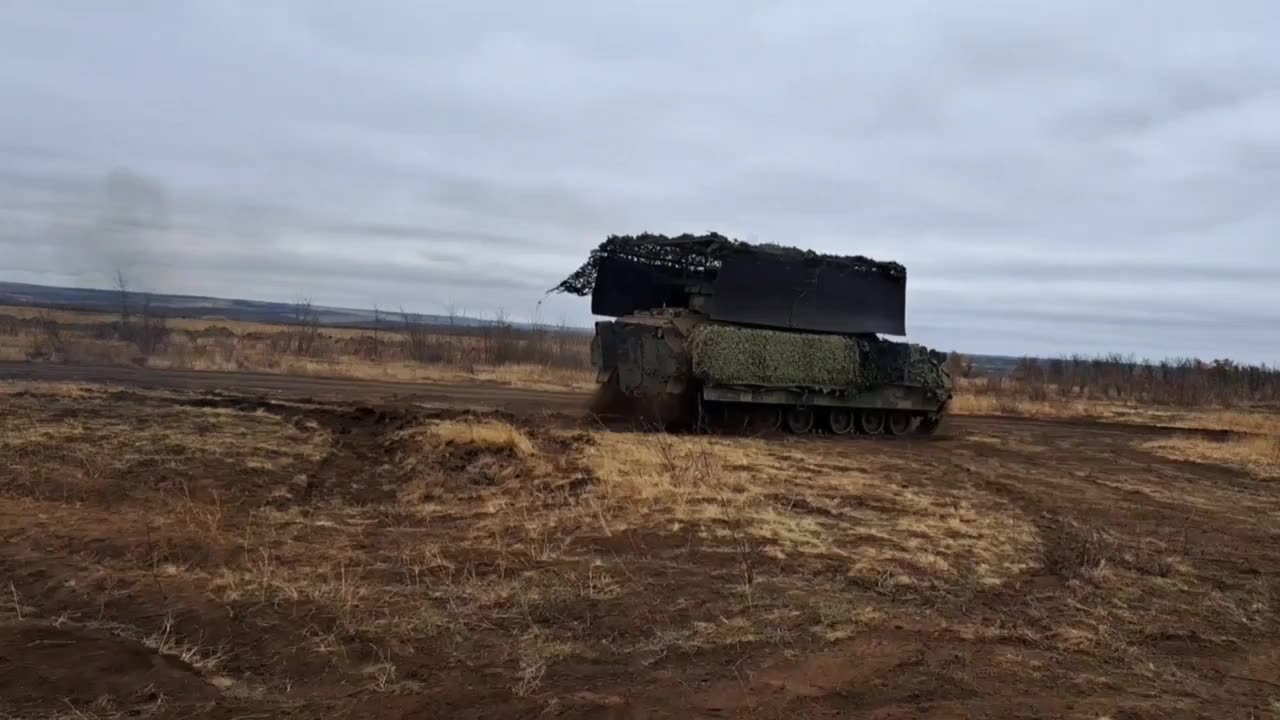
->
0 361 1236 443
0 361 590 414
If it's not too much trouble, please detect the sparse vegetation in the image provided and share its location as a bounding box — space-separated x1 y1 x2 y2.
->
958 353 1280 408
2 381 1279 718
4 304 1280 717
1143 434 1280 479
950 353 1280 436
11 302 1280 440
0 304 594 391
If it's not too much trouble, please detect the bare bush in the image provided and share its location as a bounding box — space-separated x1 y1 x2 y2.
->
945 352 974 378
105 270 170 358
115 269 132 325
132 294 169 357
402 310 454 364
975 354 1280 408
480 308 519 366
290 298 323 357
31 311 66 360
367 305 384 361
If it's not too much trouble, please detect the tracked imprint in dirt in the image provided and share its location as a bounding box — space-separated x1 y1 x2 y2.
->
3 381 1280 719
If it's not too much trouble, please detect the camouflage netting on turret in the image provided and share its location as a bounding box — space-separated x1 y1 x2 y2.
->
690 324 951 397
551 232 906 296
689 324 864 391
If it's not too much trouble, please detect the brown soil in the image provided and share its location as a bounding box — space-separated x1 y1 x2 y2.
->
2 368 1279 719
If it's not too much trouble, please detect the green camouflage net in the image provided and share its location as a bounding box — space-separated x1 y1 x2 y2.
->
862 342 944 386
689 324 864 390
689 324 950 397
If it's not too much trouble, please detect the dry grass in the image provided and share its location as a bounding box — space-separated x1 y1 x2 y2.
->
952 385 1280 436
1143 435 1280 479
424 418 538 457
0 380 106 398
0 405 329 470
0 304 372 337
0 304 595 392
573 430 1041 588
5 383 1280 717
578 432 770 502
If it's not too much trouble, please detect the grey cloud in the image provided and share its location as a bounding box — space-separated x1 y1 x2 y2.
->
910 257 1280 285
1 1 1278 359
1052 70 1276 140
298 219 530 247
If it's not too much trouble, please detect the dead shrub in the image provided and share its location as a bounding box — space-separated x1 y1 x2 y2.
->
130 297 170 357
402 311 455 364
996 395 1024 415
1042 521 1113 580
31 313 66 360
0 314 21 337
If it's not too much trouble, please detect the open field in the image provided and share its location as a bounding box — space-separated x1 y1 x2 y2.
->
3 373 1280 719
8 302 1280 432
950 389 1280 436
0 304 596 393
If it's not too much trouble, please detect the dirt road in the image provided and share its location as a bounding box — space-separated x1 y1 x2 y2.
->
0 361 1240 442
0 360 591 413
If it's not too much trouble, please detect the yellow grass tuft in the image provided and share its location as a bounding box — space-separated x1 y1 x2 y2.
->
575 431 776 502
0 381 107 398
426 419 537 457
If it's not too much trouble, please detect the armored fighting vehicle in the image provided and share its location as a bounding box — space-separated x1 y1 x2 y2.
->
552 233 951 436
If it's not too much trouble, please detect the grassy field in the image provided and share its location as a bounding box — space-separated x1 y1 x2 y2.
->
2 380 1279 718
7 303 1280 425
0 304 596 392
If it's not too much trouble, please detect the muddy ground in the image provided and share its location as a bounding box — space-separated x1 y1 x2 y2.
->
1 370 1279 719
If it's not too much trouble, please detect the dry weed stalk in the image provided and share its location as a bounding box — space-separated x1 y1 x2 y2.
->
511 660 546 698
9 581 22 620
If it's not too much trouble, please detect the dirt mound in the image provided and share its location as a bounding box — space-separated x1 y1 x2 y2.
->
0 619 217 714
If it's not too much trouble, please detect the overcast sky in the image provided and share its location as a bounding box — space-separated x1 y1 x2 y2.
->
2 1 1279 361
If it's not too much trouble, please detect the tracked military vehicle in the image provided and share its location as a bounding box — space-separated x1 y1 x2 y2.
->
552 233 951 436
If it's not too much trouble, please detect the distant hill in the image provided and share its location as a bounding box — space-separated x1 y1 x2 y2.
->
0 281 511 330
966 353 1021 376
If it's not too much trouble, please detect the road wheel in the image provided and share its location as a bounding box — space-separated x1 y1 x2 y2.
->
887 413 913 437
826 407 854 435
916 401 951 438
857 410 886 435
917 412 950 437
746 405 782 435
784 407 815 434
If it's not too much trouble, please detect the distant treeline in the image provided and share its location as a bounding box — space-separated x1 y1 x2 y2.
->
950 352 1280 407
